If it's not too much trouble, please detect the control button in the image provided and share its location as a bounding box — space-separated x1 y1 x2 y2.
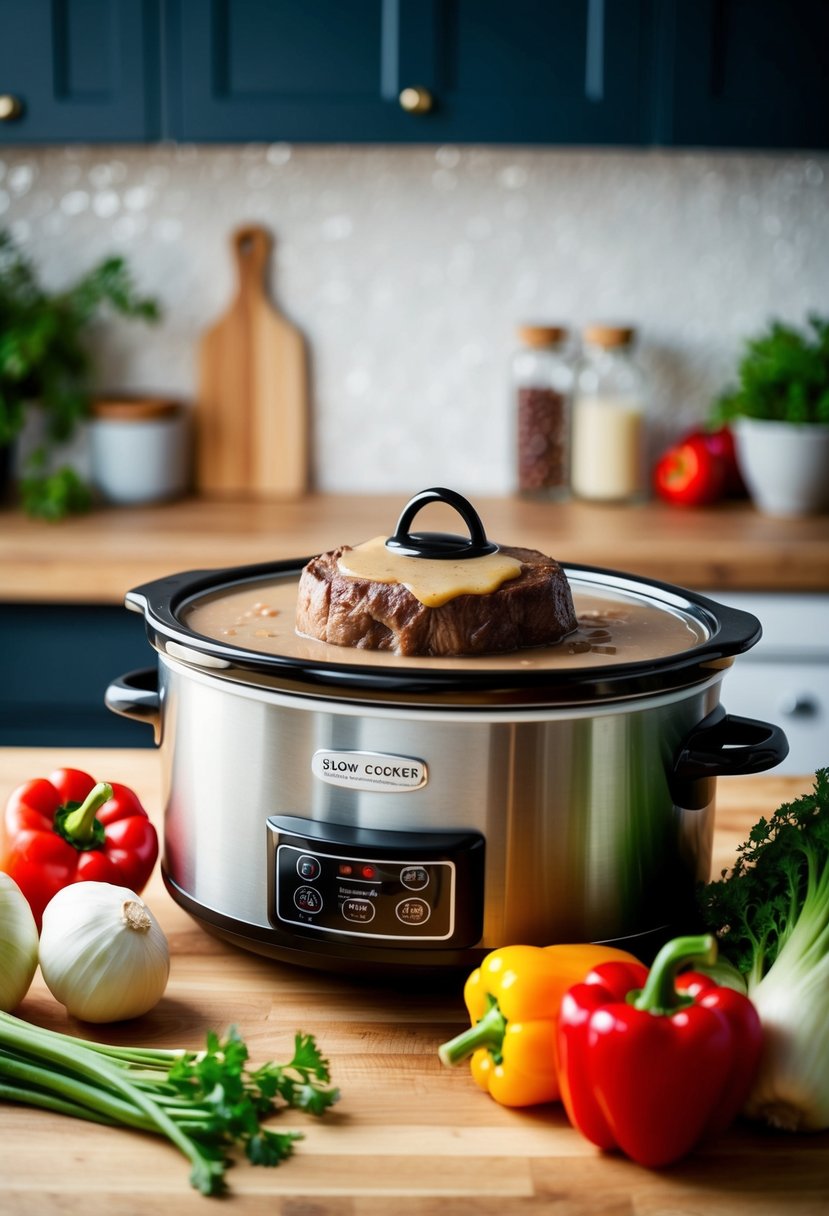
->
400 865 429 891
296 854 321 881
294 886 323 914
396 897 431 926
342 897 376 924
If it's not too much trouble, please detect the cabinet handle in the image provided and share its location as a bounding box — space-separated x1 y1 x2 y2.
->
0 94 23 121
399 86 434 115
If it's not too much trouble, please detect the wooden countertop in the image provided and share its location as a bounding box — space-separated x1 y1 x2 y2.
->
2 494 828 604
0 748 826 1212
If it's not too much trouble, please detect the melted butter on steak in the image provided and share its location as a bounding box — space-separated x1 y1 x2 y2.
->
336 534 523 607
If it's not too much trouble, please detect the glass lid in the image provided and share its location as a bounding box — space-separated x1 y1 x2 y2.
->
180 567 711 674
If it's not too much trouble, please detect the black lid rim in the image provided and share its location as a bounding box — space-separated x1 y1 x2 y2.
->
125 558 761 707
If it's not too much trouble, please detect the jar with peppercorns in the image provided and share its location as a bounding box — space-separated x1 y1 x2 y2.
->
512 325 573 499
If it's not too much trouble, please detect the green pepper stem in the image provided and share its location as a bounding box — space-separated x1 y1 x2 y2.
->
60 782 113 844
630 933 718 1016
438 998 507 1068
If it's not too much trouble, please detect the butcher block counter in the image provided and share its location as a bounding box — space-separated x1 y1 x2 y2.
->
2 493 829 603
0 748 826 1215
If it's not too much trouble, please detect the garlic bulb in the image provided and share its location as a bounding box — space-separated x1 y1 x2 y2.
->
0 873 39 1011
39 882 170 1023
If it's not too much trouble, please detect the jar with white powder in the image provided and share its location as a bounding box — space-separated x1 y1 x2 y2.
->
570 326 648 503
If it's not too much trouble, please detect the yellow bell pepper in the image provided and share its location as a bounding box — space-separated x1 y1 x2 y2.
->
437 943 640 1107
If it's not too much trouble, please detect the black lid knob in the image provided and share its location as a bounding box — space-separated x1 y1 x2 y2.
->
385 488 498 560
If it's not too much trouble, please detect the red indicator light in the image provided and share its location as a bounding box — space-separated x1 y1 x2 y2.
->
338 863 353 876
361 865 377 880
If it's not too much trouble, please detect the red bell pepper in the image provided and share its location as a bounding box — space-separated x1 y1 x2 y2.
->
697 426 746 497
1 767 159 927
557 934 763 1168
653 434 727 506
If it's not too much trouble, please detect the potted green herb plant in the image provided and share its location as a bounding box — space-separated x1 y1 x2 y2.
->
711 314 829 517
0 230 160 519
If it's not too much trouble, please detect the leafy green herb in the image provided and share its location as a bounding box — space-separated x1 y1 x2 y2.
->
711 313 829 426
0 229 160 517
698 767 829 1130
19 463 93 521
699 767 829 983
0 1013 339 1196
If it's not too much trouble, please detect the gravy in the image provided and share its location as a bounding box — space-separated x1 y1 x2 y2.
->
183 574 709 671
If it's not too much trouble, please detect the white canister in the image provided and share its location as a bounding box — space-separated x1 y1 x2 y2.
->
89 397 191 505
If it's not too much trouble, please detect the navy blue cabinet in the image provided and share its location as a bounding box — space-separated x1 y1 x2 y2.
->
165 0 396 142
0 605 156 748
0 0 161 143
162 0 828 149
1 2 827 154
165 0 649 145
654 0 829 150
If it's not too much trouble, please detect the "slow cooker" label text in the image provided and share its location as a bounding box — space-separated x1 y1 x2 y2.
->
311 750 427 793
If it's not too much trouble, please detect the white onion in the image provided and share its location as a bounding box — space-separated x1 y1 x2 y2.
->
0 873 39 1011
39 882 170 1023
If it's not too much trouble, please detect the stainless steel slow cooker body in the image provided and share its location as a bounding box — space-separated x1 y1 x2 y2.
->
108 558 788 974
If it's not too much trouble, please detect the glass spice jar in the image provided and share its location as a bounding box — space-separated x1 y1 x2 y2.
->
571 325 648 503
512 324 573 499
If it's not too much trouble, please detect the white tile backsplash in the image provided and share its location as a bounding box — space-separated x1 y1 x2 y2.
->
2 144 828 494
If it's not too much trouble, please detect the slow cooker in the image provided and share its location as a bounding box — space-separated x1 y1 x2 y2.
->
106 489 788 974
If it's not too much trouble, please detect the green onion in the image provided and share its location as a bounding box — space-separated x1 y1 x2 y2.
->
0 1012 339 1196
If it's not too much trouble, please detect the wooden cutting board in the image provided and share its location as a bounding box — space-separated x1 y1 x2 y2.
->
196 225 308 497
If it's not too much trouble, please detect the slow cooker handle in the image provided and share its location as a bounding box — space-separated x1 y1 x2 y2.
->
104 667 161 745
671 707 789 809
386 487 499 559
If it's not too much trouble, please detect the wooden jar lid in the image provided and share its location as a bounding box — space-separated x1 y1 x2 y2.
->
91 396 182 421
582 325 636 348
517 325 568 347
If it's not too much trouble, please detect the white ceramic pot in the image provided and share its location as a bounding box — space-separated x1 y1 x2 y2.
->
89 397 191 505
733 417 829 517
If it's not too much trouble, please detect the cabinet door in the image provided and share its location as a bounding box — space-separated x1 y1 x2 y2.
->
166 0 396 141
428 0 648 144
655 0 829 150
165 0 648 144
0 0 161 144
0 605 156 748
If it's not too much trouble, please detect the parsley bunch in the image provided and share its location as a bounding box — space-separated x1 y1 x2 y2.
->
712 313 829 426
0 1015 339 1196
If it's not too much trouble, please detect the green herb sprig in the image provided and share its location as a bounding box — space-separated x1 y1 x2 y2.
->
0 229 160 518
0 1013 339 1196
712 314 829 426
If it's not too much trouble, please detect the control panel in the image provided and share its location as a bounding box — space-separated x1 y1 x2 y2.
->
267 815 484 948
